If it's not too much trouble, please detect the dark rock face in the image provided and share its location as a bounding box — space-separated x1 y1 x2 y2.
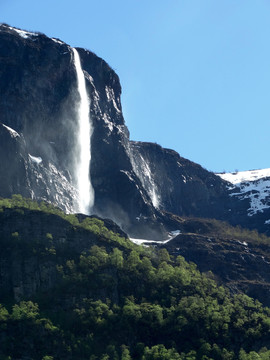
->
0 24 269 238
78 48 156 231
0 207 127 302
130 141 232 218
129 141 269 234
0 25 79 211
0 24 158 237
162 232 270 307
0 124 29 197
0 27 76 164
0 122 78 213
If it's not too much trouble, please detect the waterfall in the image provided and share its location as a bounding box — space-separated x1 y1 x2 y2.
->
72 48 94 214
130 149 160 209
138 155 160 209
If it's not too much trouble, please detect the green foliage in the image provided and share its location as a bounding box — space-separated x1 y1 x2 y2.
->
46 233 53 240
46 240 270 359
0 195 129 249
11 301 39 320
142 344 182 360
0 304 8 322
110 248 124 268
239 348 270 359
11 231 19 238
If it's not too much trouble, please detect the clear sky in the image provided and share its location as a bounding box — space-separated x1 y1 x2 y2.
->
1 0 270 172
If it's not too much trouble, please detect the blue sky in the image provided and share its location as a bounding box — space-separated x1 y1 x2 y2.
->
1 0 270 172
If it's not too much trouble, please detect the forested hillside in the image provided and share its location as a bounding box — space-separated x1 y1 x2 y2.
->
0 196 270 359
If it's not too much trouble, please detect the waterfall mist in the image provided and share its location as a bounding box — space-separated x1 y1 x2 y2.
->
72 48 94 214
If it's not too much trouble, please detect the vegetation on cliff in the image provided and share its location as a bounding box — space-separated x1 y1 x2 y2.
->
0 196 270 359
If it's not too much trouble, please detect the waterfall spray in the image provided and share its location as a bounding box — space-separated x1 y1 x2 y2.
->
72 48 94 214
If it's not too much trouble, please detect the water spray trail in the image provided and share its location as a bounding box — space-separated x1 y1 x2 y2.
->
72 48 94 214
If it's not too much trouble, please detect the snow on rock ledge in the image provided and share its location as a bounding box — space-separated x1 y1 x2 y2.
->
29 154 42 164
2 124 20 138
217 169 270 216
217 169 270 184
130 230 181 246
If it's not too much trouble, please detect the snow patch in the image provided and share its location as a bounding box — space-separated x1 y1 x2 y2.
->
52 38 64 45
169 230 181 236
11 27 38 39
217 169 270 216
130 230 181 246
29 154 42 164
217 169 270 185
2 124 20 138
229 178 270 216
237 240 248 247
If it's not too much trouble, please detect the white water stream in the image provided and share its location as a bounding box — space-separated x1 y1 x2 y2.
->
72 48 94 214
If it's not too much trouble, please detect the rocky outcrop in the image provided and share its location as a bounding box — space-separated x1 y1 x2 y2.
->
163 233 270 306
0 122 78 213
129 141 270 236
217 170 270 235
130 141 233 218
143 214 270 307
0 206 127 302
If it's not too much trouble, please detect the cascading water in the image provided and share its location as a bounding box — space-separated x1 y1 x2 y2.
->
138 155 160 209
130 148 160 209
72 48 95 214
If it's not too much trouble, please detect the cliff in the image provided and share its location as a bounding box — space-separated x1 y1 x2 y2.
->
0 24 158 238
0 23 269 239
